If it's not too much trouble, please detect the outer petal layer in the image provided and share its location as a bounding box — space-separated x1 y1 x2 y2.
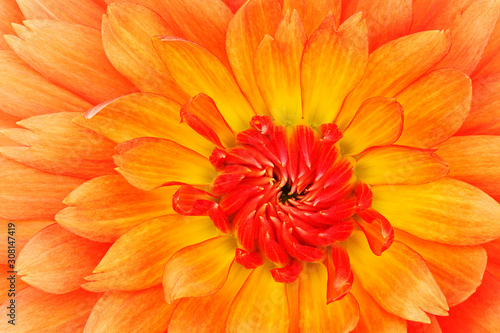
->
0 287 100 332
56 175 176 242
84 286 178 333
6 20 135 104
83 215 218 292
16 224 110 294
348 233 448 323
437 136 500 201
371 178 500 245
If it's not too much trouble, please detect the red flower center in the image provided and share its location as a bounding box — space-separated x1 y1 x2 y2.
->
173 115 382 285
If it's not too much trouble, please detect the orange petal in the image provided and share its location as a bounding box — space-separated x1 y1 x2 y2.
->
222 0 247 12
371 178 500 245
474 16 500 79
254 10 306 126
16 224 110 294
163 236 236 303
437 272 500 332
437 136 500 201
102 3 188 103
83 215 218 292
0 219 53 263
339 97 403 155
348 233 448 323
75 93 215 157
0 112 116 179
153 37 255 132
6 20 136 104
181 93 235 148
226 0 282 114
395 68 472 148
114 137 215 191
355 146 449 185
350 275 407 333
84 286 178 333
483 238 500 280
395 229 487 307
0 0 24 49
298 263 359 333
226 262 289 332
411 0 473 32
457 74 500 135
337 30 451 130
341 0 412 51
433 0 499 75
168 263 251 332
0 50 91 118
283 0 341 36
0 110 19 146
56 175 176 242
0 287 100 332
15 0 104 29
286 281 300 333
0 157 84 220
301 13 368 127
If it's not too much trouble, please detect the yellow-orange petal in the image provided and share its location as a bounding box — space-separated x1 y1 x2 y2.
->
0 112 116 179
350 276 407 333
181 93 235 148
371 178 500 245
355 146 449 186
83 215 218 292
0 157 84 220
337 30 451 130
283 0 341 36
348 233 448 323
163 236 236 303
0 287 101 332
395 68 471 148
436 272 500 332
340 97 403 155
254 10 306 126
433 0 499 75
226 0 282 115
0 0 24 49
5 20 136 104
286 281 300 333
0 219 53 263
395 229 487 307
75 93 214 157
226 262 289 332
341 0 412 51
56 175 175 242
474 17 500 79
483 239 500 280
101 3 188 103
457 74 500 135
437 136 500 201
114 137 215 191
16 0 104 29
153 37 255 132
168 263 251 332
301 13 368 127
298 263 359 333
16 224 110 294
84 286 178 333
0 50 91 118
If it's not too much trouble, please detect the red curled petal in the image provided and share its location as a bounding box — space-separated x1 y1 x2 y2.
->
354 182 373 210
319 123 343 145
271 260 303 283
172 185 216 216
208 204 231 234
356 209 395 256
235 248 264 269
327 244 353 303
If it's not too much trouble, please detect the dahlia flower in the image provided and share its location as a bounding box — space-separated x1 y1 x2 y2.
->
1 0 500 331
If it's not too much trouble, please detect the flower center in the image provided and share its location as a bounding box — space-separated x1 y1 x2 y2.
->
173 115 377 284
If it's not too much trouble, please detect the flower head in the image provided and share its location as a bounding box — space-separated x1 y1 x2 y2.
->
1 0 500 332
